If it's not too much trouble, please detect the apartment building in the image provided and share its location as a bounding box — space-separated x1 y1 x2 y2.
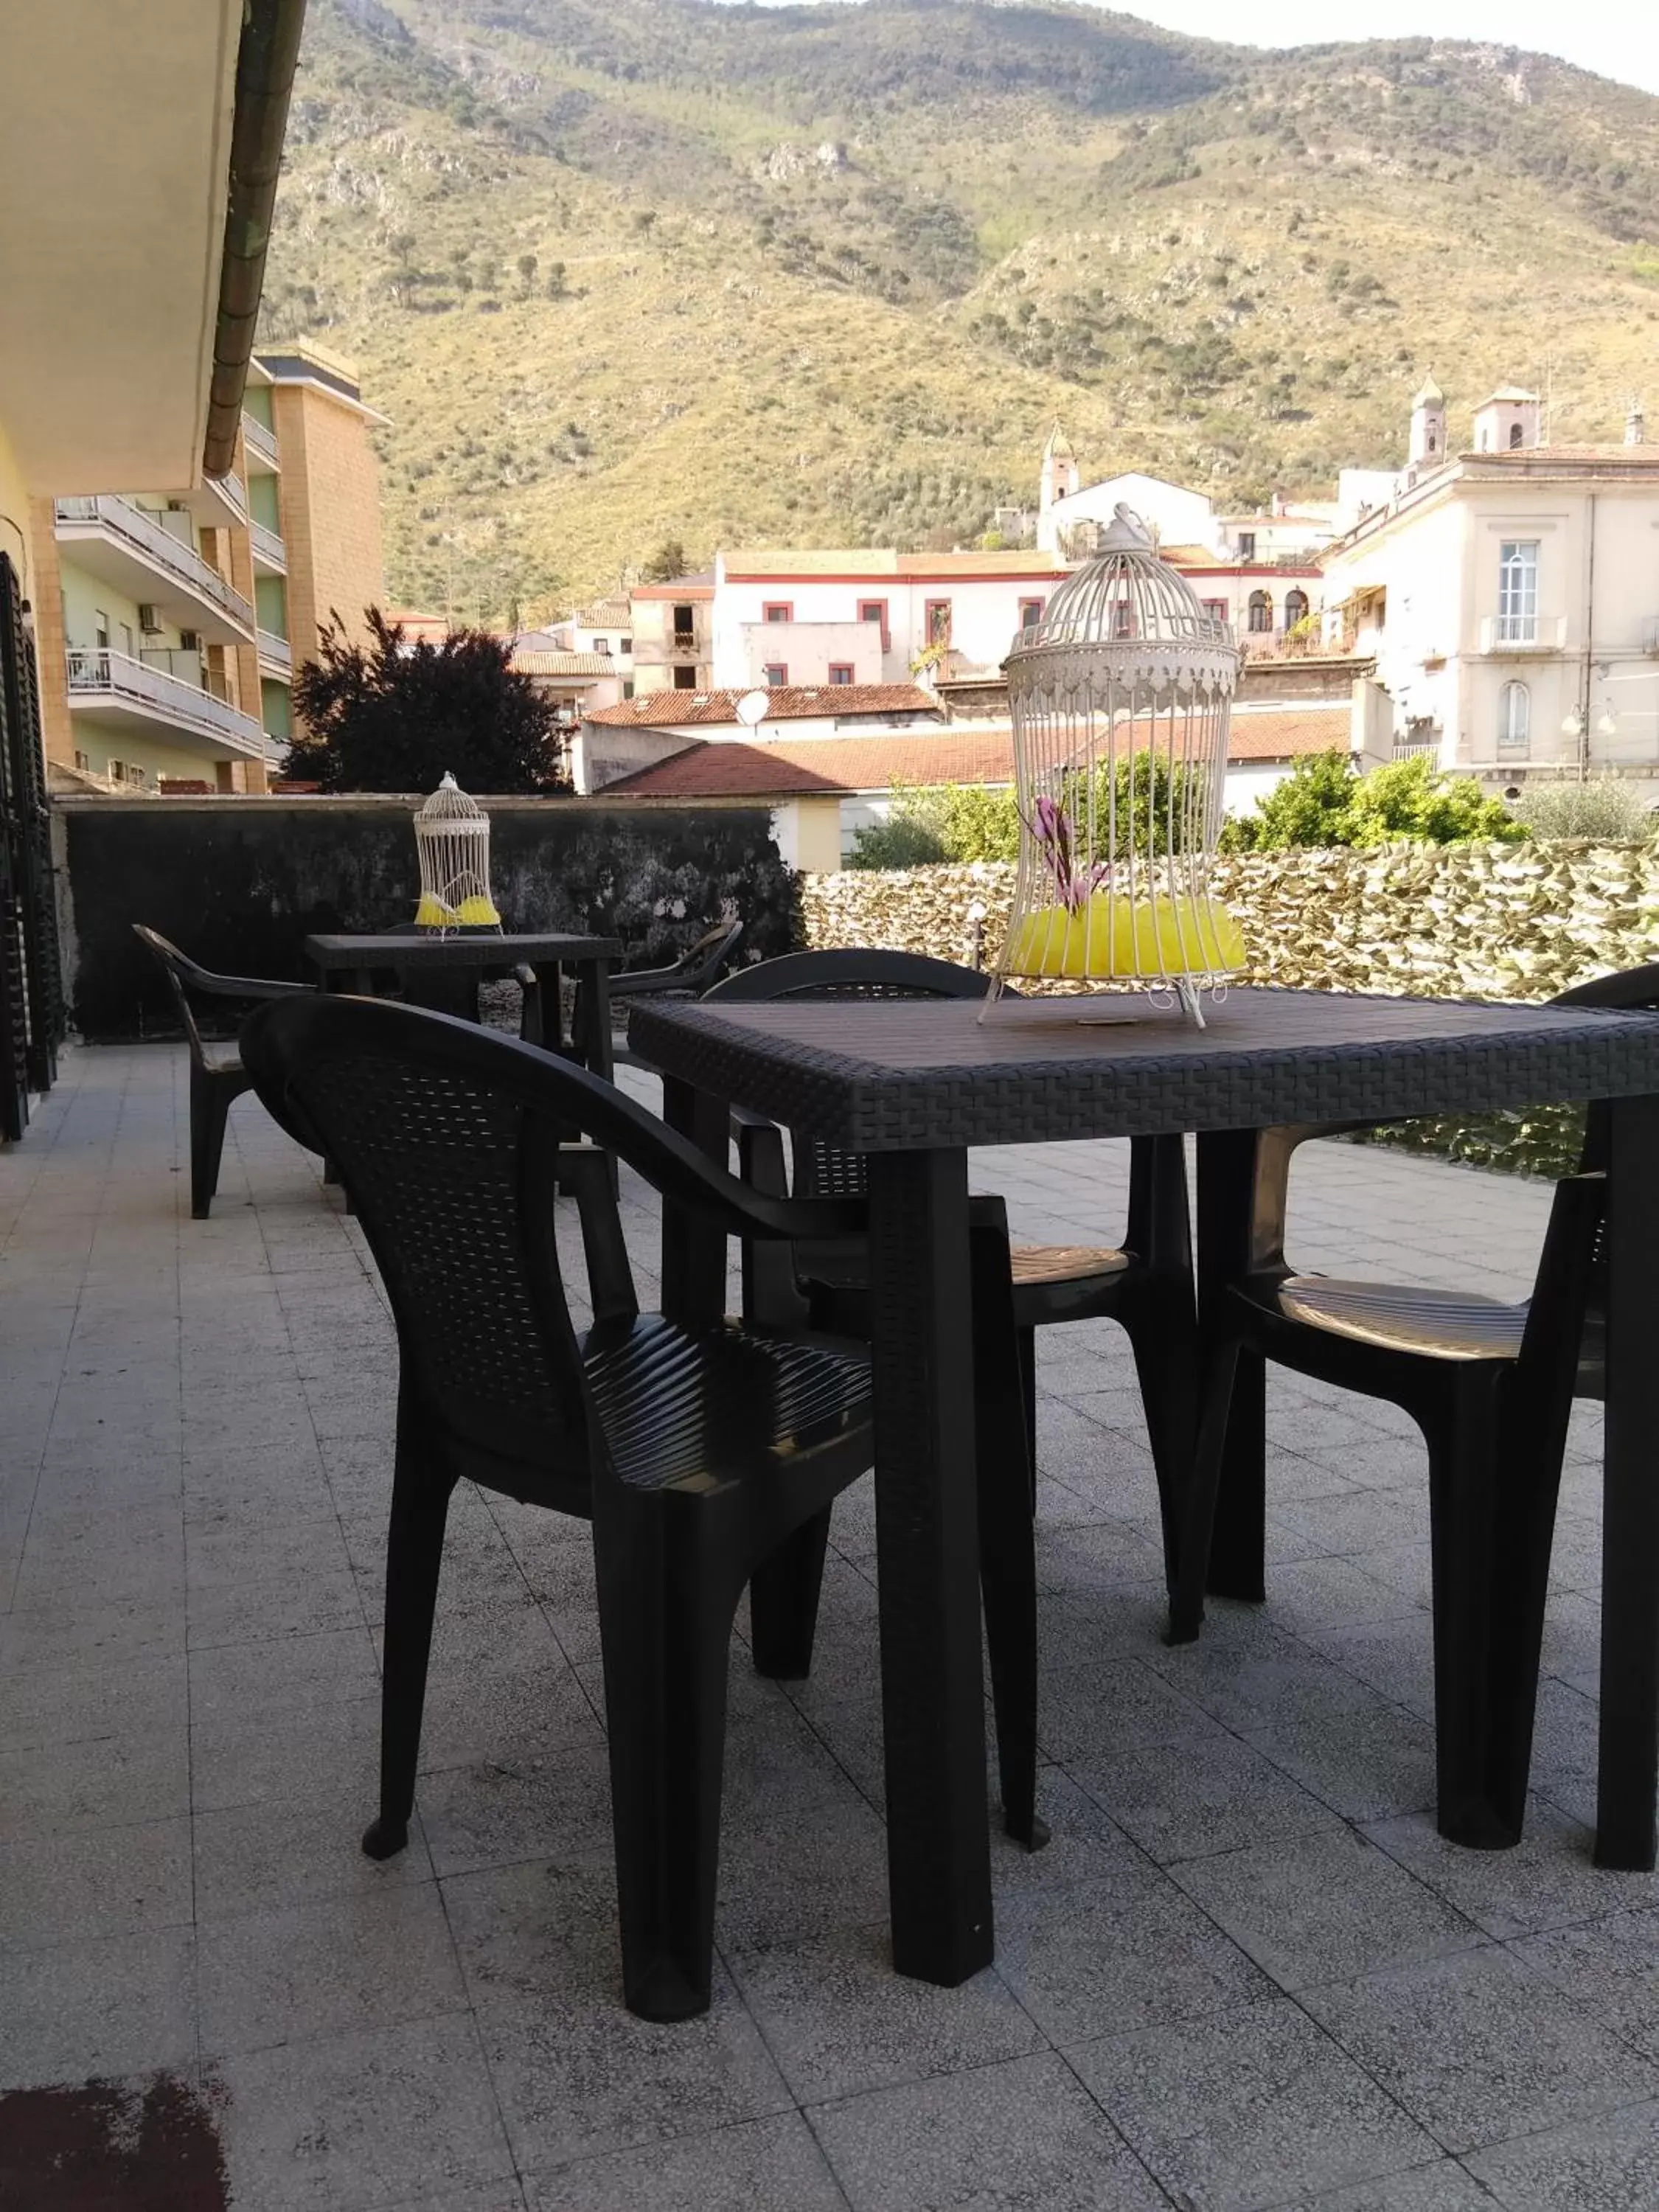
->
630 574 715 694
27 339 384 794
1321 387 1659 785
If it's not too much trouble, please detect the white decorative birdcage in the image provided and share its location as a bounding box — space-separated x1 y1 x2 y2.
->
412 773 501 933
998 505 1245 1025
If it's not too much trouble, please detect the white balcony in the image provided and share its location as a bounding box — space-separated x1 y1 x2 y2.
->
65 647 268 762
54 495 254 642
251 520 286 574
241 412 280 470
1478 613 1568 654
258 629 293 678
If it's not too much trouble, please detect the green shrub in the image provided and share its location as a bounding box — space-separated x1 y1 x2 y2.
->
848 801 948 869
1222 751 1524 852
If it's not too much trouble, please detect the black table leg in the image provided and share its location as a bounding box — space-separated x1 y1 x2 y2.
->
1596 1091 1659 1871
866 1147 994 1987
583 959 615 1086
1196 1130 1267 1604
658 1074 730 1328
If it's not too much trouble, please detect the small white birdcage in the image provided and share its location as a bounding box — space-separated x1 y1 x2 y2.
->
998 504 1245 1025
413 772 501 933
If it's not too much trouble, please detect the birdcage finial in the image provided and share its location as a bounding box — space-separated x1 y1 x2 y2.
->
994 526 1245 1025
413 771 502 934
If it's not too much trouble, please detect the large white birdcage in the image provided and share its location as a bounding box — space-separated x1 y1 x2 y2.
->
413 773 501 933
998 504 1245 1025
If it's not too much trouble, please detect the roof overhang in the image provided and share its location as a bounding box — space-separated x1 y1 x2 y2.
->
0 0 303 495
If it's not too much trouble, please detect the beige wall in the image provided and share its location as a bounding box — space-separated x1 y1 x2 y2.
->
271 380 386 677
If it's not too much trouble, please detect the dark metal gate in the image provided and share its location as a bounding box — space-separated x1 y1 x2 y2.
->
0 551 64 1139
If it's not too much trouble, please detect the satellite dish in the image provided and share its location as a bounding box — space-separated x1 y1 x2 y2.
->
735 689 771 730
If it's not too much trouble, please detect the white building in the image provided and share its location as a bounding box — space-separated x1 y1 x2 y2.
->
1321 385 1659 785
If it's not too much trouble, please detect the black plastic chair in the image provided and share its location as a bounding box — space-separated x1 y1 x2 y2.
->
707 949 1200 1848
381 921 540 1040
238 990 880 2023
602 919 745 1071
132 925 311 1219
1169 964 1659 1850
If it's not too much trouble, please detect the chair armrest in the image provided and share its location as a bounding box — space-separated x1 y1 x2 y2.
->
557 1144 638 1326
192 973 314 1003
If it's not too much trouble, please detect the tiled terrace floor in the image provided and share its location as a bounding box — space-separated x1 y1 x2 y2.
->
1 1043 1657 2210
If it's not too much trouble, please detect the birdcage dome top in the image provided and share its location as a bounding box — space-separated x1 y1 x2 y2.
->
416 771 487 825
1009 506 1238 697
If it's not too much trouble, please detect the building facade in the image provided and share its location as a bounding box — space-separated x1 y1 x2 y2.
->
27 341 384 793
1321 387 1659 785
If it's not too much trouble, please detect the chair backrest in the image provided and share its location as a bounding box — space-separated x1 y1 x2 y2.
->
132 925 210 1068
240 992 608 1481
705 950 1001 1198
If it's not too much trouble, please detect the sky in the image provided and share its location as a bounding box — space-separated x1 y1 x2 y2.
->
1109 1 1659 95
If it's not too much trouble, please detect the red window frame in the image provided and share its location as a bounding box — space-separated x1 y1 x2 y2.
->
762 662 788 687
762 601 793 625
827 663 855 685
858 598 890 649
924 598 952 645
1203 599 1228 625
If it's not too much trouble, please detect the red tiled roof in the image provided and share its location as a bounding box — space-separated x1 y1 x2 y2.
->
603 708 1351 797
585 684 942 728
630 574 715 600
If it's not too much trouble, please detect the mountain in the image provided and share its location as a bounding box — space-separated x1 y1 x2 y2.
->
261 0 1659 618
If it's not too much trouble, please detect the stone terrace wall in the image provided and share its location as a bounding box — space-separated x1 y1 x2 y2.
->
803 843 1659 1004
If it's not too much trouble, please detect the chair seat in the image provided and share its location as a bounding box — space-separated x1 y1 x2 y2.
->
1009 1242 1130 1287
1274 1275 1526 1362
582 1314 872 1492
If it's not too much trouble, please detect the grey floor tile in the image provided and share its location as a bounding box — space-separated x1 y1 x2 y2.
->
1073 1995 1435 2211
1301 1944 1659 2153
0 1817 192 1951
993 1864 1274 2043
1509 1906 1659 2065
449 1865 791 2172
0 1722 189 1843
192 1795 437 1922
812 2048 1166 2212
198 1882 469 2056
1245 1698 1438 1825
726 1920 1042 2102
190 1692 382 1814
1037 1656 1218 1763
417 1739 619 1882
217 2014 516 2212
524 2113 846 2212
1366 1802 1659 1938
1169 1827 1481 1992
1270 2164 1496 2211
990 1767 1149 1896
0 1651 187 1753
1070 1729 1343 1864
0 1927 196 2092
1465 2098 1659 2210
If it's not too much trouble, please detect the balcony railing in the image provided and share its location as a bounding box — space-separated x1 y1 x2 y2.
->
250 520 286 571
54 495 254 633
209 472 248 522
257 629 293 676
1479 613 1568 653
65 648 265 757
241 413 280 468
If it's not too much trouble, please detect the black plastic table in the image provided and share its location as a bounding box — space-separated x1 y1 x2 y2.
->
632 986 1659 1988
304 931 622 1081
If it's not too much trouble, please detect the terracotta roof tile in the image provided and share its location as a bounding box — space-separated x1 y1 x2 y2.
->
512 652 619 677
585 684 942 729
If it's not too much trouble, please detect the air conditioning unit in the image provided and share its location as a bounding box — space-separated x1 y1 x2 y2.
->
138 604 163 633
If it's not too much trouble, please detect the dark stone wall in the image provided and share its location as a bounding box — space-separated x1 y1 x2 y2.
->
58 797 801 1040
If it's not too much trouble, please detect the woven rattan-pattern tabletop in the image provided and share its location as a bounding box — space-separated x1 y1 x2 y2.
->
305 933 622 969
631 988 1659 1150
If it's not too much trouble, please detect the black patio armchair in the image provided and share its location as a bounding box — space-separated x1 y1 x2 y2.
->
131 925 312 1219
706 948 1200 1848
1169 961 1659 1851
238 990 889 2022
591 919 745 1069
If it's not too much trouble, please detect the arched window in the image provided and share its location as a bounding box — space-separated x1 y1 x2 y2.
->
1509 420 1525 450
1427 429 1438 454
1248 591 1273 634
1284 588 1310 630
1498 681 1530 755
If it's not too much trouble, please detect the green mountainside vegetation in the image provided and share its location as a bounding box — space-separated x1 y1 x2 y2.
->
261 0 1659 619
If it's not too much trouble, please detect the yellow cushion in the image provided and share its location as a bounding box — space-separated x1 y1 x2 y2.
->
1006 893 1247 980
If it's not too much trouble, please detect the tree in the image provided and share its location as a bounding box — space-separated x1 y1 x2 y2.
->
546 260 568 299
285 609 567 795
641 536 688 582
515 251 538 295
